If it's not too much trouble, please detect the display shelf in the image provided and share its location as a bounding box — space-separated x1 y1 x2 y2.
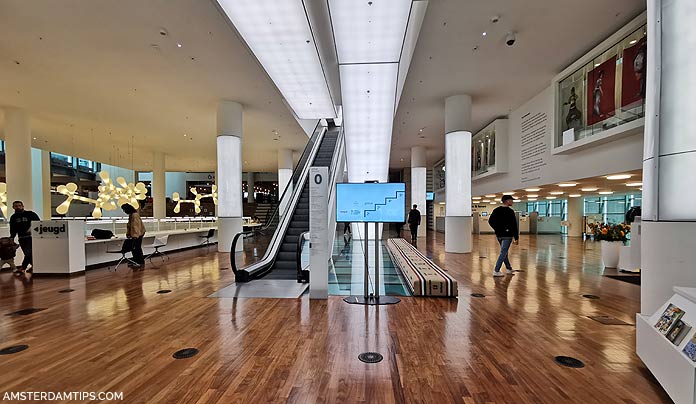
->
471 119 508 181
637 287 696 404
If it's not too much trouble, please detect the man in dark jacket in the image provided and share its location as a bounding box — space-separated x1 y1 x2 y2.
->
488 195 518 277
407 204 421 243
9 201 40 272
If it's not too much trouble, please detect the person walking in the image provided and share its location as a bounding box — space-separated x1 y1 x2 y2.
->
121 204 146 270
9 201 40 273
407 204 421 243
488 195 518 277
0 236 21 274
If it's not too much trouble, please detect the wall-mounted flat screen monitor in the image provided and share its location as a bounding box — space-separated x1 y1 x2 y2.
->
426 192 434 201
336 183 406 223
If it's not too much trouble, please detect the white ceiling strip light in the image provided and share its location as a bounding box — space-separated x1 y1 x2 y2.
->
216 0 336 119
341 63 399 182
330 0 418 183
329 0 412 64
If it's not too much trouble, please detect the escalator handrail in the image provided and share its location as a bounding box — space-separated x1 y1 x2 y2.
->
232 125 328 278
296 231 310 281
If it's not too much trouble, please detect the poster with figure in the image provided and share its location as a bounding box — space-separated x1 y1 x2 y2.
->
560 79 584 131
621 38 647 109
586 55 617 125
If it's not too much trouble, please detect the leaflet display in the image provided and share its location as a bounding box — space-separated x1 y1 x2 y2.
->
336 183 406 223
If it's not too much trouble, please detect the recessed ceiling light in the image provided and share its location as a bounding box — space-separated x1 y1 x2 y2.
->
485 194 496 198
527 198 537 201
569 194 581 197
489 202 497 205
550 191 564 195
558 183 577 187
527 194 539 198
581 187 598 192
525 188 540 192
607 174 632 180
599 191 614 195
183 134 187 137
482 199 490 203
177 43 182 48
546 196 557 200
501 191 515 195
482 32 487 36
472 197 481 200
626 182 643 187
513 199 522 202
594 63 600 67
32 137 37 140
629 39 637 44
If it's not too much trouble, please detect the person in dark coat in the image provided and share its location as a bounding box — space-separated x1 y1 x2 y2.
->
487 195 518 277
407 204 421 243
9 201 40 272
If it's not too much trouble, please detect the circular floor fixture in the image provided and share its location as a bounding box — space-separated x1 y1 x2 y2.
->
172 348 199 359
358 352 383 363
582 294 600 299
58 288 75 293
471 293 486 298
0 345 29 355
157 290 172 294
554 356 585 368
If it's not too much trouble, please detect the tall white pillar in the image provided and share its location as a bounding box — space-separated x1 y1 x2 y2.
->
246 172 255 203
278 149 293 215
444 95 473 253
641 0 696 314
41 150 51 219
4 108 33 210
217 101 243 253
152 152 166 219
411 146 427 238
566 197 584 237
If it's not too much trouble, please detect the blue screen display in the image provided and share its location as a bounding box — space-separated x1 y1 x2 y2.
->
426 192 434 201
336 183 406 223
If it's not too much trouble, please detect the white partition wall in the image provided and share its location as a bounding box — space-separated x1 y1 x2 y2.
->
217 101 244 253
411 146 427 238
444 95 473 253
152 152 166 219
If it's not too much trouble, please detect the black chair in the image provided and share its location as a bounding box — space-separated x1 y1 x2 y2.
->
200 229 216 247
106 239 137 271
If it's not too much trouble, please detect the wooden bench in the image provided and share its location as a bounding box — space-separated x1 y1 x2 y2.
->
386 238 458 297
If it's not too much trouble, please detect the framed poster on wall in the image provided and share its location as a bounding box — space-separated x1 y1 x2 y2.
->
586 55 617 126
621 38 647 109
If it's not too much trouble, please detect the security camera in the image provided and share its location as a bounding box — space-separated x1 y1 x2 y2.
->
505 32 516 46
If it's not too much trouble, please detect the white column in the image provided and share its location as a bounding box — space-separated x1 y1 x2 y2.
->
567 197 584 237
641 0 696 314
411 146 427 238
278 148 293 215
152 152 166 219
246 172 255 203
4 108 33 210
41 150 51 219
217 101 244 253
444 95 473 253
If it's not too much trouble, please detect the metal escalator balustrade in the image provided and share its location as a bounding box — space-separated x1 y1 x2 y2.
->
231 124 340 282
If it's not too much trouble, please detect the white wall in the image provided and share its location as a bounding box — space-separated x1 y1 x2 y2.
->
471 86 644 197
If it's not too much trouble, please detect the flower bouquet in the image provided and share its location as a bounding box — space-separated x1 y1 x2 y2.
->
588 222 631 242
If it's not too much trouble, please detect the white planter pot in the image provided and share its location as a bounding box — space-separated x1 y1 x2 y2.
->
600 240 622 268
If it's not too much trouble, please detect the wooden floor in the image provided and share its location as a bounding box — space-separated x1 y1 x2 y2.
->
0 233 672 404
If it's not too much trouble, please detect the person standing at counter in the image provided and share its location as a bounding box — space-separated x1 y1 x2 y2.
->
121 204 146 269
9 201 40 273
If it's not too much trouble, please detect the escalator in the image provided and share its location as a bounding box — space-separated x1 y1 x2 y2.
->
232 124 342 282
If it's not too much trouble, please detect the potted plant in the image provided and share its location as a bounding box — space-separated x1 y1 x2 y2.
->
588 222 631 268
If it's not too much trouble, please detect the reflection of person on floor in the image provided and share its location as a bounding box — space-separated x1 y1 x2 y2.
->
593 70 604 118
407 205 421 243
488 195 518 277
564 86 582 129
9 201 40 273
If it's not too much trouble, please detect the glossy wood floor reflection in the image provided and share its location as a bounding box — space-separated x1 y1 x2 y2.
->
0 234 671 404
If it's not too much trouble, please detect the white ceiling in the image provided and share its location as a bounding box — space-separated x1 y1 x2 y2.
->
0 0 310 173
392 0 646 168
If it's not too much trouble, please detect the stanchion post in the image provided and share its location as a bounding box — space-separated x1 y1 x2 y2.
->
364 222 369 299
374 222 379 300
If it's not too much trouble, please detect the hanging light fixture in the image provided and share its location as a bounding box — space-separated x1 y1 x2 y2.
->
0 183 8 219
56 171 147 218
172 185 218 214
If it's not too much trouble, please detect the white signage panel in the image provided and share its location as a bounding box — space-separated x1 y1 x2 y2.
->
309 167 329 299
32 220 69 239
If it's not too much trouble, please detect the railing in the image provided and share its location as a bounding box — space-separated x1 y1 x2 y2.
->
231 122 328 280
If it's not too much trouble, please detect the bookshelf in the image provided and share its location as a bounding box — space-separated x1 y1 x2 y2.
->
637 287 696 404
